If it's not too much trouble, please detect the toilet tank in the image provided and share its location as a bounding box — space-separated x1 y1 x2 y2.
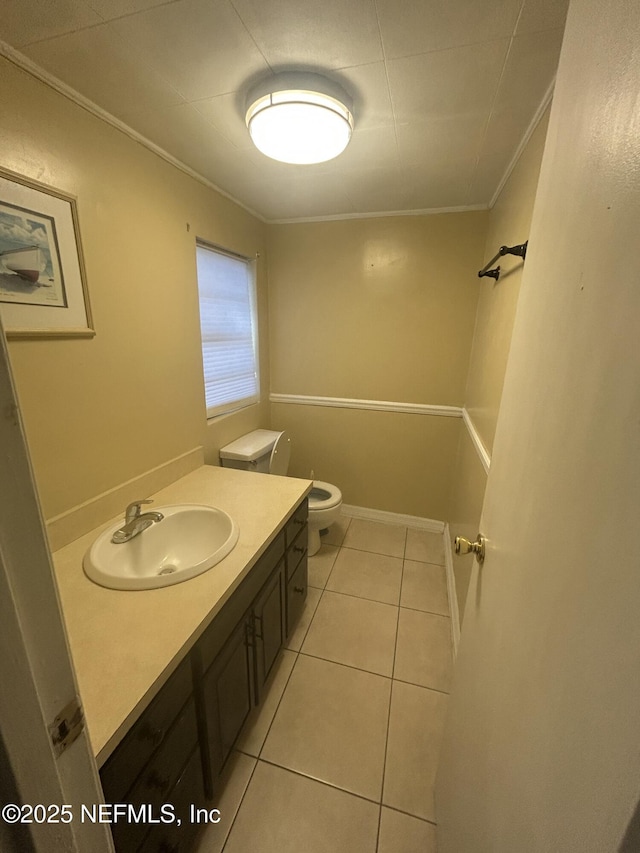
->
219 429 283 473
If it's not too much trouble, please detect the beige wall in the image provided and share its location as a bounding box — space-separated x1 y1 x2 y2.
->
438 0 640 844
449 109 550 618
268 213 488 520
0 57 269 522
465 108 551 455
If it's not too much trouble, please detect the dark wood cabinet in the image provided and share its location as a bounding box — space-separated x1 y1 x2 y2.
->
285 504 308 636
202 614 253 782
100 659 204 853
252 560 285 697
101 497 308 852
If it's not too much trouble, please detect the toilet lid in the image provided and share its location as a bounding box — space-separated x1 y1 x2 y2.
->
309 480 342 509
269 431 291 475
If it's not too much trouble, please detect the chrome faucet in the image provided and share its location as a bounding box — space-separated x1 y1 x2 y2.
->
111 499 164 544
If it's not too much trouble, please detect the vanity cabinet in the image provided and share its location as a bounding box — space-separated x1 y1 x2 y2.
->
100 497 308 851
194 528 289 795
284 501 308 634
100 657 204 853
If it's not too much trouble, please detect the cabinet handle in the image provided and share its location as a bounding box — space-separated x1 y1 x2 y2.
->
293 586 305 594
293 517 304 526
244 620 254 648
293 545 305 554
253 613 263 640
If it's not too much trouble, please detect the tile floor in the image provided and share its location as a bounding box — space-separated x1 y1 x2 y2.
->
196 515 453 853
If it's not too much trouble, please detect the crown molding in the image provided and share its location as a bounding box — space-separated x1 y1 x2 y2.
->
0 40 266 223
489 77 556 210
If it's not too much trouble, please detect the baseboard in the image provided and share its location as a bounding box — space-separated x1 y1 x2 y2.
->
444 523 460 657
46 447 204 551
341 504 445 532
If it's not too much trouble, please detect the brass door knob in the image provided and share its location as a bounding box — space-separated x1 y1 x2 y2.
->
454 534 486 563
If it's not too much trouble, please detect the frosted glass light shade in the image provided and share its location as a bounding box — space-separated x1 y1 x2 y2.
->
245 77 354 165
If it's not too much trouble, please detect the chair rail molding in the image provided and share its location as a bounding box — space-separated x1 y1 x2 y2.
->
270 394 492 473
461 409 491 473
270 393 462 418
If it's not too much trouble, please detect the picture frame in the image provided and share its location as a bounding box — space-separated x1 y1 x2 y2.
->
0 167 94 338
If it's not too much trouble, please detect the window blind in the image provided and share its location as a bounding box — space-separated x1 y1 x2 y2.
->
196 244 259 418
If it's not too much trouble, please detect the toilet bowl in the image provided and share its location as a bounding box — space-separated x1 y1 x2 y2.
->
307 480 342 556
219 430 342 556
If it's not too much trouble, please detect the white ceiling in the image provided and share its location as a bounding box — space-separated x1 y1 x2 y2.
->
0 0 568 221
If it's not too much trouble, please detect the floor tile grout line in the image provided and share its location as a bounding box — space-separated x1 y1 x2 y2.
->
376 586 402 849
253 754 389 810
218 751 261 853
293 649 451 696
381 803 438 828
399 603 451 619
403 556 447 568
248 755 439 828
253 648 302 761
224 521 448 848
393 676 451 696
309 581 450 618
297 648 394 681
311 584 401 608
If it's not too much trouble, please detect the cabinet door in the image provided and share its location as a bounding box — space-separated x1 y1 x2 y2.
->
203 616 253 779
110 699 198 853
137 746 204 853
252 561 285 698
101 657 193 804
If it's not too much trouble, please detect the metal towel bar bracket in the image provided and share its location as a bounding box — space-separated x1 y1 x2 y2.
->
478 241 528 281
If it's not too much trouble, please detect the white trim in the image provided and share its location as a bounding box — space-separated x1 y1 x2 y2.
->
489 78 555 210
0 316 113 853
46 447 204 551
444 523 461 657
462 408 491 473
269 203 488 225
270 393 462 418
270 394 492 472
341 504 444 532
0 40 266 223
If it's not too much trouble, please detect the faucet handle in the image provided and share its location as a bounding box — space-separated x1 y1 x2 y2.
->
125 499 153 523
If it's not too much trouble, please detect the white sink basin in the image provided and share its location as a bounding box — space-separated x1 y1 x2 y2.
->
83 504 239 590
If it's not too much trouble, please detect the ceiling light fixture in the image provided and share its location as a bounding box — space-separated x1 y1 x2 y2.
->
245 72 354 165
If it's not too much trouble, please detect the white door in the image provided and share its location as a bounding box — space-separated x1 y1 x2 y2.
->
0 317 113 852
436 1 640 851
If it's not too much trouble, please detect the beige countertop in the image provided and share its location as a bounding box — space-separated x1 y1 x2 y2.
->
52 464 311 766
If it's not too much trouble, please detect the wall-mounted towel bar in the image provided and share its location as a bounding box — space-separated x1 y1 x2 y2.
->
478 241 528 281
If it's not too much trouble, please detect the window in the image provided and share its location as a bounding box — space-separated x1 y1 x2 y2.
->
195 242 259 418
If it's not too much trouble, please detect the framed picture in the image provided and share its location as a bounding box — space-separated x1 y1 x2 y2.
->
0 167 94 338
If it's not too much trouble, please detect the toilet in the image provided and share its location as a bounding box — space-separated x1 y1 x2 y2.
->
219 429 342 556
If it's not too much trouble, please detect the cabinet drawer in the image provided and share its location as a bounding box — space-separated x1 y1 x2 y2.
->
137 746 204 853
101 657 193 801
286 527 307 582
286 555 308 635
110 699 198 852
284 500 308 548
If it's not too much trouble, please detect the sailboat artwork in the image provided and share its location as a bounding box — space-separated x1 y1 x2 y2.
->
0 170 91 336
0 245 49 284
0 200 67 309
